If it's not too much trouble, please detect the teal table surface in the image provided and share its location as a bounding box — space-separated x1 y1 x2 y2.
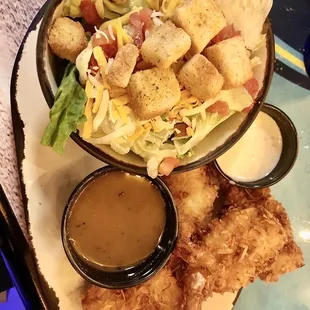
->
236 0 310 308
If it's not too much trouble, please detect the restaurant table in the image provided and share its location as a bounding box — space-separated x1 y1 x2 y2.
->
0 0 310 309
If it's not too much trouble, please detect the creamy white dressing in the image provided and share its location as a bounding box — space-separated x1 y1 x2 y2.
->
217 112 283 182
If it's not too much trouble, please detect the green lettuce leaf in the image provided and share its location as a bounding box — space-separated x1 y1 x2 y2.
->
41 63 87 154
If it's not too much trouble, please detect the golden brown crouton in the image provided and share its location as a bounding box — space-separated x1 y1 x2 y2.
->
128 68 181 120
171 0 226 56
178 54 224 100
204 36 253 89
107 44 139 88
141 21 191 69
48 17 87 63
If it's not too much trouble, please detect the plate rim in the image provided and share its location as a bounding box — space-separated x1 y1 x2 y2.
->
10 1 61 309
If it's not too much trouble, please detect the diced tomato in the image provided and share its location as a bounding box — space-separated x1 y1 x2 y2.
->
206 101 230 116
129 13 144 48
129 8 153 48
243 78 259 99
80 0 102 26
92 30 110 46
242 78 259 113
92 31 118 58
138 8 153 31
210 24 241 45
159 157 180 176
174 123 188 137
101 44 118 58
242 103 254 114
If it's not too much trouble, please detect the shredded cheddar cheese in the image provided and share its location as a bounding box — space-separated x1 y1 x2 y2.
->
93 46 107 79
82 99 93 139
128 126 145 142
85 80 93 98
186 127 194 137
112 95 130 106
116 105 131 123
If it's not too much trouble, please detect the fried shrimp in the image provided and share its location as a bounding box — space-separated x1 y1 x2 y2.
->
163 167 219 254
189 206 288 293
224 185 304 283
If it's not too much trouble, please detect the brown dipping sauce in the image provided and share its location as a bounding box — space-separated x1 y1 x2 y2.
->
67 171 166 269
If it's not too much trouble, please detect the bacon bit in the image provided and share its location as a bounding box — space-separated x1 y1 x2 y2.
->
174 123 187 137
138 8 153 31
206 101 230 116
129 8 153 48
210 24 241 46
244 78 260 99
159 157 180 176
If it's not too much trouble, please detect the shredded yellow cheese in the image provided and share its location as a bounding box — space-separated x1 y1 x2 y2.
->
111 109 120 121
93 46 107 79
85 80 93 98
112 95 130 106
128 126 145 142
186 127 194 137
82 99 93 139
117 105 131 123
109 87 127 99
93 85 104 113
122 30 133 44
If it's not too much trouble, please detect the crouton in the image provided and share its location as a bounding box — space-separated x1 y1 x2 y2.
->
204 36 253 89
178 54 224 100
171 0 226 56
107 44 139 88
141 21 191 69
48 17 87 63
128 68 181 120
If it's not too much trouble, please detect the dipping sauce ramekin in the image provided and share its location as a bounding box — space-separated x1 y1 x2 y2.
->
62 166 178 289
214 103 298 188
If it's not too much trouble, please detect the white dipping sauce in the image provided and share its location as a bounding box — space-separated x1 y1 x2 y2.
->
217 112 283 182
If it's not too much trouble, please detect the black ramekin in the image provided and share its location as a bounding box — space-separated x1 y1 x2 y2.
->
61 166 178 289
214 103 298 188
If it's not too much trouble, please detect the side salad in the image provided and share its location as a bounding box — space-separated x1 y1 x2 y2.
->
42 0 272 178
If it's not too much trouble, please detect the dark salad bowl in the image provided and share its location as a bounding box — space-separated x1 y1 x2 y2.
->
37 0 275 175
